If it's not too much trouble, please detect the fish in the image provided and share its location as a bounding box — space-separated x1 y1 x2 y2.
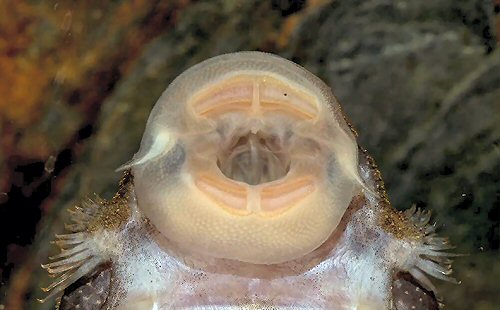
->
40 51 458 309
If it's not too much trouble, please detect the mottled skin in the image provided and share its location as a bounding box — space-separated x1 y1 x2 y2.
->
40 52 455 310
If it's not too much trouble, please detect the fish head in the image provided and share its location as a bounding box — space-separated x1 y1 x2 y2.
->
41 52 455 310
126 52 367 264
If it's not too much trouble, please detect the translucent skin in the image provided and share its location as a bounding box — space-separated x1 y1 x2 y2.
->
105 159 402 310
129 52 364 265
109 199 392 308
41 52 455 310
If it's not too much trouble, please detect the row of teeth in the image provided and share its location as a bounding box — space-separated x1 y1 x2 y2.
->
187 75 322 215
195 174 315 216
189 75 319 120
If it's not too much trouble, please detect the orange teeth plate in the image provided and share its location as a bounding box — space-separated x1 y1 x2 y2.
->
195 174 248 215
189 75 319 120
195 173 316 216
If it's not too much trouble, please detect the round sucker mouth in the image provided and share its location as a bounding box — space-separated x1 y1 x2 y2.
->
217 131 291 185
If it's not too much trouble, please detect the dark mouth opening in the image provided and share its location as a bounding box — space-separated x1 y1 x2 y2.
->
217 131 290 185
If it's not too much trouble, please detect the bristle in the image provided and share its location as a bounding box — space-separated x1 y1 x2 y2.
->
53 238 84 246
425 255 454 265
42 249 92 269
64 222 86 232
416 259 452 277
55 232 86 240
408 267 437 293
43 260 86 274
419 250 460 258
39 257 101 303
425 243 455 251
424 236 449 245
39 198 106 303
403 204 417 218
40 235 100 300
48 243 88 260
404 206 461 293
40 171 134 304
424 223 437 234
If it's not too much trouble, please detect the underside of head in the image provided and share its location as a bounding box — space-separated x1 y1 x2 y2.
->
128 52 365 264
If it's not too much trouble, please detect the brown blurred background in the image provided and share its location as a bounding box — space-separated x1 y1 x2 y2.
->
0 0 499 309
